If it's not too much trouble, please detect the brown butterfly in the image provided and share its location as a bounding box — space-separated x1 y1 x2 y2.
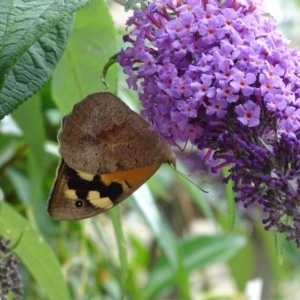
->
47 92 175 220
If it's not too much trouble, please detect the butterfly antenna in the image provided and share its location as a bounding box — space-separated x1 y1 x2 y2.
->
168 164 208 193
174 139 188 152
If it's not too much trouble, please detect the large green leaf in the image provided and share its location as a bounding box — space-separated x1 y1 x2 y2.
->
0 0 91 119
51 0 118 114
0 202 71 300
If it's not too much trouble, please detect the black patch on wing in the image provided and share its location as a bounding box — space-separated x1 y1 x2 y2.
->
64 164 123 203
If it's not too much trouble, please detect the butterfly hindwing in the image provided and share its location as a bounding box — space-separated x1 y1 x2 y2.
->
47 160 161 220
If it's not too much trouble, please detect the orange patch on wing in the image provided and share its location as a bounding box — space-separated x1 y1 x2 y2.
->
100 164 161 189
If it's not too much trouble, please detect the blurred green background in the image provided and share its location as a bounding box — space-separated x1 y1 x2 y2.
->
1 0 300 299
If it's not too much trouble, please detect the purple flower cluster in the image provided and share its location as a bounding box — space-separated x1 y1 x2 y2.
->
0 236 23 299
118 0 300 246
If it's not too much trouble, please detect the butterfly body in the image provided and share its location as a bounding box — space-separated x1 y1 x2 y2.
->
47 92 175 220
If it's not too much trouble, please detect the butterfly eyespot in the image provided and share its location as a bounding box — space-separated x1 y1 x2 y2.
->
75 200 84 208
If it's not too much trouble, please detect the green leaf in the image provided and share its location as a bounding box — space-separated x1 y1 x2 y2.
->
132 185 191 299
109 207 128 296
132 185 179 267
0 202 71 300
12 93 47 217
0 0 92 119
51 0 118 114
6 168 30 205
13 93 46 172
144 234 246 297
